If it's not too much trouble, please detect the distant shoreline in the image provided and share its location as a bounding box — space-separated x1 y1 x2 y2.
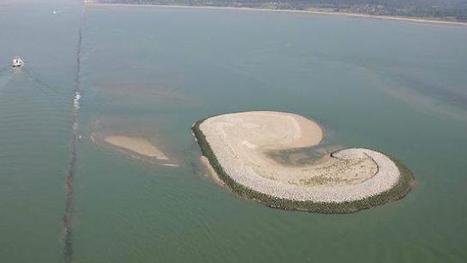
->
84 1 467 27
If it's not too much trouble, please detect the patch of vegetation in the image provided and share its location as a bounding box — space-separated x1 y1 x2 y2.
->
98 0 467 22
192 118 415 214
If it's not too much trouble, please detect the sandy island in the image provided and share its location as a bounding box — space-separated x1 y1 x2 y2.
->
104 136 169 160
193 111 414 213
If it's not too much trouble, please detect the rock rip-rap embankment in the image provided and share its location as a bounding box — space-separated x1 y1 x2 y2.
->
192 111 414 213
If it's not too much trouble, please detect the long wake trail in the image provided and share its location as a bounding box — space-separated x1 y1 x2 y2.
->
63 4 84 263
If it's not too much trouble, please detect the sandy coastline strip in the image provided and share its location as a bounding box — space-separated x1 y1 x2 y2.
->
85 1 467 27
198 111 402 203
104 135 169 160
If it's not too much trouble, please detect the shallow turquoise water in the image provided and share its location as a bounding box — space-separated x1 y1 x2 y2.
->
1 1 467 262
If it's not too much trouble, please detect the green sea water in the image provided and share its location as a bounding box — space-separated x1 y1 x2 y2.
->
1 1 467 262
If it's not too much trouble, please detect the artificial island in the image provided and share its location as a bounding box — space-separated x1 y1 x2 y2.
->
192 111 414 213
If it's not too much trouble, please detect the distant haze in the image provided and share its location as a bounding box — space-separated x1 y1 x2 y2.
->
95 0 467 21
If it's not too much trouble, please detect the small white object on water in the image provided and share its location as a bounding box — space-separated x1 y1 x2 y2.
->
52 10 57 15
11 57 24 68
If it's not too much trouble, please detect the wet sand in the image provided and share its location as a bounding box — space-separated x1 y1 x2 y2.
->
104 135 169 160
200 156 224 187
197 111 402 203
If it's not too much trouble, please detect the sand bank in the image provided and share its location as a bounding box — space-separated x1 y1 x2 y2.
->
85 2 467 27
104 135 169 160
200 156 225 187
193 111 414 213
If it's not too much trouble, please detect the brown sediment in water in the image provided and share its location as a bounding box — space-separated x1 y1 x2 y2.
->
193 111 414 212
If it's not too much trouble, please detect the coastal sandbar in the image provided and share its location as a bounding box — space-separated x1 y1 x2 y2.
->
104 135 169 160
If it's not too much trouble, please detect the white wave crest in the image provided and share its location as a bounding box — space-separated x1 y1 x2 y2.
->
73 92 81 109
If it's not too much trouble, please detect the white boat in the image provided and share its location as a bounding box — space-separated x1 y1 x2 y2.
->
11 57 24 68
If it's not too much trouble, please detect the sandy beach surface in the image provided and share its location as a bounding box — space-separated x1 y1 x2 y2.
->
85 1 467 27
199 111 401 203
104 135 169 160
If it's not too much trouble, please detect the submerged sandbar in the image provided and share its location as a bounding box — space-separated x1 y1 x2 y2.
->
192 111 414 213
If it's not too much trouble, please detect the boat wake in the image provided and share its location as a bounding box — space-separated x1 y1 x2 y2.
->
0 65 10 74
0 72 13 89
